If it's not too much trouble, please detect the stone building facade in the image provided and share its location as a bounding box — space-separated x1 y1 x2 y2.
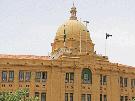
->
0 5 135 101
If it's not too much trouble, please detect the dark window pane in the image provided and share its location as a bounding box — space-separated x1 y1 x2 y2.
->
120 96 124 101
70 73 74 81
42 72 47 82
70 73 74 83
41 92 46 101
35 92 39 98
87 94 91 101
125 96 128 101
19 71 24 81
124 78 128 87
25 72 31 82
104 95 107 101
81 94 85 101
70 93 73 101
100 75 102 85
100 94 102 101
35 72 41 82
65 73 69 83
65 93 68 101
120 77 123 87
2 71 7 81
9 71 14 82
103 76 107 85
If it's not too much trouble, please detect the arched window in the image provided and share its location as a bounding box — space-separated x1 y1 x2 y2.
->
82 68 92 84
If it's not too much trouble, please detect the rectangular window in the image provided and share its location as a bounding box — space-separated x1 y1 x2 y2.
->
2 71 7 81
87 94 91 101
65 93 68 101
25 72 31 82
70 93 73 101
42 72 47 82
120 77 123 87
35 72 41 82
100 94 102 101
104 95 107 101
35 92 39 98
125 96 128 101
9 71 14 82
103 76 107 85
19 71 24 81
70 73 74 83
65 73 69 83
82 94 85 101
120 96 124 101
41 92 46 101
124 78 128 87
100 75 102 85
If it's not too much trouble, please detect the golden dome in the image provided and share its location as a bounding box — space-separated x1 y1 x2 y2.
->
55 20 91 42
52 4 94 54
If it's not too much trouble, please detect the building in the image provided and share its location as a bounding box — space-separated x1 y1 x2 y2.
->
0 4 135 101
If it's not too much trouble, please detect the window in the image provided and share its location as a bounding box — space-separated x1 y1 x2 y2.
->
103 76 107 85
125 96 128 101
25 72 31 82
120 96 124 101
42 72 47 82
70 73 74 82
19 71 24 81
120 77 123 87
82 94 85 101
104 95 107 101
9 71 14 82
35 92 39 98
65 93 68 101
82 68 92 84
100 75 102 85
26 92 29 97
70 93 73 101
100 94 102 101
35 72 47 82
65 73 69 83
2 71 7 81
35 72 41 82
65 72 74 83
100 75 107 85
41 92 46 101
124 78 128 87
87 94 91 101
82 94 91 101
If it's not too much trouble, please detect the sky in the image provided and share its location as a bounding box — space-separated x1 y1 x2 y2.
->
0 0 135 66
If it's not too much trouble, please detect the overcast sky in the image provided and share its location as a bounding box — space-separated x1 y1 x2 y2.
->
0 0 135 66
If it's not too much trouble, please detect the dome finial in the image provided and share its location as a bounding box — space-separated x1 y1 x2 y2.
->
70 2 77 20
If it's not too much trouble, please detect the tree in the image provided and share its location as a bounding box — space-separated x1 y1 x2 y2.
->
0 89 39 101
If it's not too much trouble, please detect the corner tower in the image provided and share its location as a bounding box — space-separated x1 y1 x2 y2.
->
51 5 94 55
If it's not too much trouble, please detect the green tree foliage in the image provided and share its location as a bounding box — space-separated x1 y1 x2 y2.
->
0 89 39 101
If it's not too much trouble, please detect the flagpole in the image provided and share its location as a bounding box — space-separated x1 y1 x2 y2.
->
105 38 107 56
83 20 89 53
79 18 82 53
105 33 112 56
